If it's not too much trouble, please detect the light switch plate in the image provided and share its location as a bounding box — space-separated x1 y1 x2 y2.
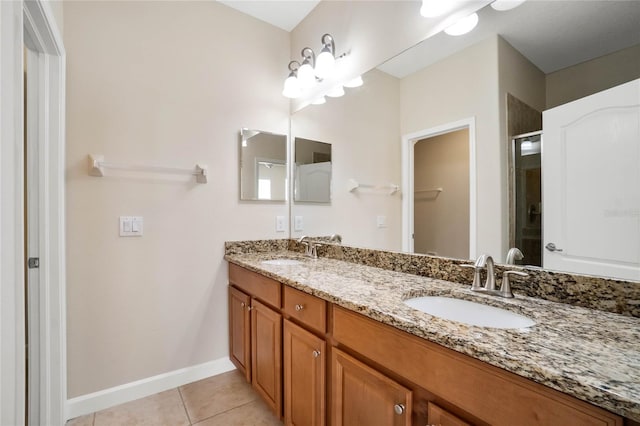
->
376 215 387 228
294 216 304 232
120 216 143 237
276 216 286 232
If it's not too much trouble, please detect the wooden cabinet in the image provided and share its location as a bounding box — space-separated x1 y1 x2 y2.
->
228 286 251 381
283 319 326 426
428 402 471 426
251 299 282 418
332 348 412 426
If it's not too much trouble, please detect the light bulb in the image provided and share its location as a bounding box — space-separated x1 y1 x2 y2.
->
315 48 335 79
344 75 363 88
297 62 316 89
491 0 526 11
311 96 326 105
420 0 456 18
282 75 301 99
444 12 478 36
326 86 344 98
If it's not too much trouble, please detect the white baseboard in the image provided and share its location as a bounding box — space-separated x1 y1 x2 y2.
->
65 357 235 421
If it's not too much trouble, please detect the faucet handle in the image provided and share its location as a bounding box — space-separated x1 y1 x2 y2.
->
500 270 528 298
461 264 484 291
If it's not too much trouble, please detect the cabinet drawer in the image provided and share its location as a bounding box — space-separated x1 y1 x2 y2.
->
229 263 281 308
283 286 327 333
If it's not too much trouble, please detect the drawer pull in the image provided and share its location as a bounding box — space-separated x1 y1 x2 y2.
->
393 404 405 415
312 350 321 358
295 304 305 311
240 302 245 308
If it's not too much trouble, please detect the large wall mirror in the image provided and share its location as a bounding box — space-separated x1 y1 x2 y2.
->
290 0 640 281
239 128 287 201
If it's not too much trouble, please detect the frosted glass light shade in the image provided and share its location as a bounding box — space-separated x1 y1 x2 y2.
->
491 0 526 11
344 75 363 88
326 86 345 98
297 62 316 88
311 96 326 105
444 12 478 36
282 75 301 99
420 0 455 17
315 49 335 79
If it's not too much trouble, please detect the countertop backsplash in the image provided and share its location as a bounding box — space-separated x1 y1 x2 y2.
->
224 238 640 318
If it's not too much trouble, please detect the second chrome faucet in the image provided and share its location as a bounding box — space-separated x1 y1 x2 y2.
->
462 254 528 298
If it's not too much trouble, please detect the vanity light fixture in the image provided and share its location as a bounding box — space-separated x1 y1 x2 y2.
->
344 75 363 88
311 96 326 105
420 0 458 18
326 85 345 98
282 61 302 99
315 34 336 79
297 47 317 89
491 0 526 11
444 12 478 36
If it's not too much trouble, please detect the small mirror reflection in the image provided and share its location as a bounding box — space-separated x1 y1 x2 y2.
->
294 137 332 203
239 129 287 201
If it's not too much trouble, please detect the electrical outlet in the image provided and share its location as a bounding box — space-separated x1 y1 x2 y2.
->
276 216 286 232
294 216 304 231
376 215 387 228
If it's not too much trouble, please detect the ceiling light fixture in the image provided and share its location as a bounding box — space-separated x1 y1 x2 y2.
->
491 0 526 11
444 12 479 36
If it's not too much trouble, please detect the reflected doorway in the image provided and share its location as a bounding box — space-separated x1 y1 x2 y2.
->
511 131 542 266
413 129 470 258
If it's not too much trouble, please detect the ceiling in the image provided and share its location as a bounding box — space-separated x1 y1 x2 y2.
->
218 0 640 76
217 0 320 32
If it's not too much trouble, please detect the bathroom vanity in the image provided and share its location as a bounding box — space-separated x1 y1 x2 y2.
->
225 242 640 426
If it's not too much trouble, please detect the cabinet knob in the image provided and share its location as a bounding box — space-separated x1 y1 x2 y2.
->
393 404 405 415
295 304 304 311
240 302 245 308
312 350 321 358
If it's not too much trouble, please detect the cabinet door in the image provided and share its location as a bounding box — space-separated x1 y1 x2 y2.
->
251 298 283 418
228 286 251 382
332 348 411 426
284 320 326 426
427 402 471 426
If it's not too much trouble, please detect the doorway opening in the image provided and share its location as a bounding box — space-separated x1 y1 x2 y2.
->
402 117 476 259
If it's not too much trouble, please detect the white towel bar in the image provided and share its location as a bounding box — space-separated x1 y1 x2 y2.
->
88 154 208 183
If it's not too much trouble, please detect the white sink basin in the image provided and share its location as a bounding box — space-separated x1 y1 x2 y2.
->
403 296 535 329
261 258 303 266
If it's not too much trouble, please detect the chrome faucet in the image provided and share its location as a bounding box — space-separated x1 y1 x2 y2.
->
298 236 319 259
506 247 524 264
329 234 342 244
464 254 528 298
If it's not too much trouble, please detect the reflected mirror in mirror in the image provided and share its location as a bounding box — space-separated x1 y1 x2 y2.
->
290 0 640 282
294 137 332 203
239 128 287 201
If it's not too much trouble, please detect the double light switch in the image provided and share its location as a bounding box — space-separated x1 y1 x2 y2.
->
120 216 143 237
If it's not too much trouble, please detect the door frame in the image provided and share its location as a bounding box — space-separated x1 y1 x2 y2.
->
401 117 477 259
0 1 66 425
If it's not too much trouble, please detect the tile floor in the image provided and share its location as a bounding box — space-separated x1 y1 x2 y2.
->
66 370 283 426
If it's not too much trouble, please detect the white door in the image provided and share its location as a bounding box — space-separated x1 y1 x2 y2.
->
295 162 331 202
542 79 640 281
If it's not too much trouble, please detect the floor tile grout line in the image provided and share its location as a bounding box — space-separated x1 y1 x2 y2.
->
177 386 193 425
191 398 261 425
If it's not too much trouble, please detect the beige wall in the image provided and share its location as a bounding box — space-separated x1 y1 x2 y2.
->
64 1 289 397
401 36 501 259
291 69 402 250
497 36 546 258
546 43 640 109
414 129 469 258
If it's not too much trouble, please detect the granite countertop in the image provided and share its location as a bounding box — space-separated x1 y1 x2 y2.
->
225 250 640 421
